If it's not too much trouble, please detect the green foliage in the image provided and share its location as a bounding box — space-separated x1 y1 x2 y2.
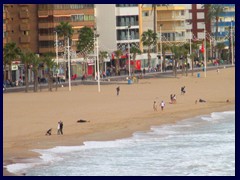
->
77 26 94 54
55 22 74 39
3 42 21 66
141 29 158 47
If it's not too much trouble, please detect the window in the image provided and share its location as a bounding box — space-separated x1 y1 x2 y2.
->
71 14 84 22
143 11 149 17
84 15 94 21
181 10 184 16
23 31 29 35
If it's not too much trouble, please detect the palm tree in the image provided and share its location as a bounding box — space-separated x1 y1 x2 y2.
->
42 54 56 92
55 22 74 78
3 42 21 82
114 50 123 76
161 43 170 72
203 4 224 58
55 22 74 47
170 45 182 77
141 29 158 68
181 44 190 76
130 46 142 75
77 26 94 75
142 4 168 53
99 51 108 73
216 42 225 60
203 4 224 41
20 50 34 92
190 42 199 76
31 54 41 92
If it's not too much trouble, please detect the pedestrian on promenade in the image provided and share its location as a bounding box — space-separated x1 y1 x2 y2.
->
116 86 120 96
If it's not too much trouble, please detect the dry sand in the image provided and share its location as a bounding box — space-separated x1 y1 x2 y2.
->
3 68 235 175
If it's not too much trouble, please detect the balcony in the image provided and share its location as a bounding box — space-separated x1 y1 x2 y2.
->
6 25 12 31
19 10 29 19
117 21 139 27
20 36 30 43
20 23 30 31
38 35 54 41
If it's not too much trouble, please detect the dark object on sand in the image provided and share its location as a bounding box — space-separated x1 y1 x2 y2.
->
199 99 206 103
77 119 90 123
45 128 52 135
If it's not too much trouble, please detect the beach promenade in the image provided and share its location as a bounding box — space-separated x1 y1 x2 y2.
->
3 67 235 176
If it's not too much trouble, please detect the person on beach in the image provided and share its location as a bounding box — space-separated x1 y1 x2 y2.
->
170 94 173 103
153 101 157 111
59 121 63 135
161 101 165 111
116 86 120 96
57 121 61 135
181 86 186 95
199 99 206 103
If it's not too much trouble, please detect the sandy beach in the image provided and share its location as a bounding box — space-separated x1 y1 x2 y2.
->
3 67 235 176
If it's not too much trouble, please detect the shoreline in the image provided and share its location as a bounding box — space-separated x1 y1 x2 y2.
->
3 68 235 176
4 104 235 176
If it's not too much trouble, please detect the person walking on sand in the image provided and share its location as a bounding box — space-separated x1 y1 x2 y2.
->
57 121 61 135
161 101 165 111
116 86 120 96
153 101 157 111
59 121 63 135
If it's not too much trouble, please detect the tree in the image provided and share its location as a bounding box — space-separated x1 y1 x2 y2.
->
161 43 170 72
203 4 224 58
42 54 56 92
31 54 41 92
55 22 74 47
170 45 182 77
77 26 94 75
203 4 224 41
216 42 225 59
190 42 199 76
55 22 74 78
130 46 142 75
142 4 168 53
114 50 123 75
141 29 158 68
99 51 108 73
181 44 190 76
20 50 34 92
3 42 21 82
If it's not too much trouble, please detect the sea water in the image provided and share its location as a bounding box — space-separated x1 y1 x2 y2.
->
6 111 235 176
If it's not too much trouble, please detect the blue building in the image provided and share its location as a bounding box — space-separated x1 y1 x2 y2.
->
212 4 235 46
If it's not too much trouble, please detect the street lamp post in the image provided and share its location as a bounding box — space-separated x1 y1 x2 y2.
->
231 20 234 65
189 30 192 70
55 31 59 66
67 37 71 91
127 25 131 77
204 25 207 78
93 28 97 80
160 24 163 72
95 34 100 92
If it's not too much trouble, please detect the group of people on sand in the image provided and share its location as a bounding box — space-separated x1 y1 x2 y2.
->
45 121 63 136
153 100 165 111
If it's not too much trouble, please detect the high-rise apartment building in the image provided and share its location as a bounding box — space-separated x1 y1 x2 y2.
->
95 4 140 53
4 4 38 53
38 4 95 54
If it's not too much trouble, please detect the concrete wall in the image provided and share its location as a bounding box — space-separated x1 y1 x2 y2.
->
95 4 117 53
